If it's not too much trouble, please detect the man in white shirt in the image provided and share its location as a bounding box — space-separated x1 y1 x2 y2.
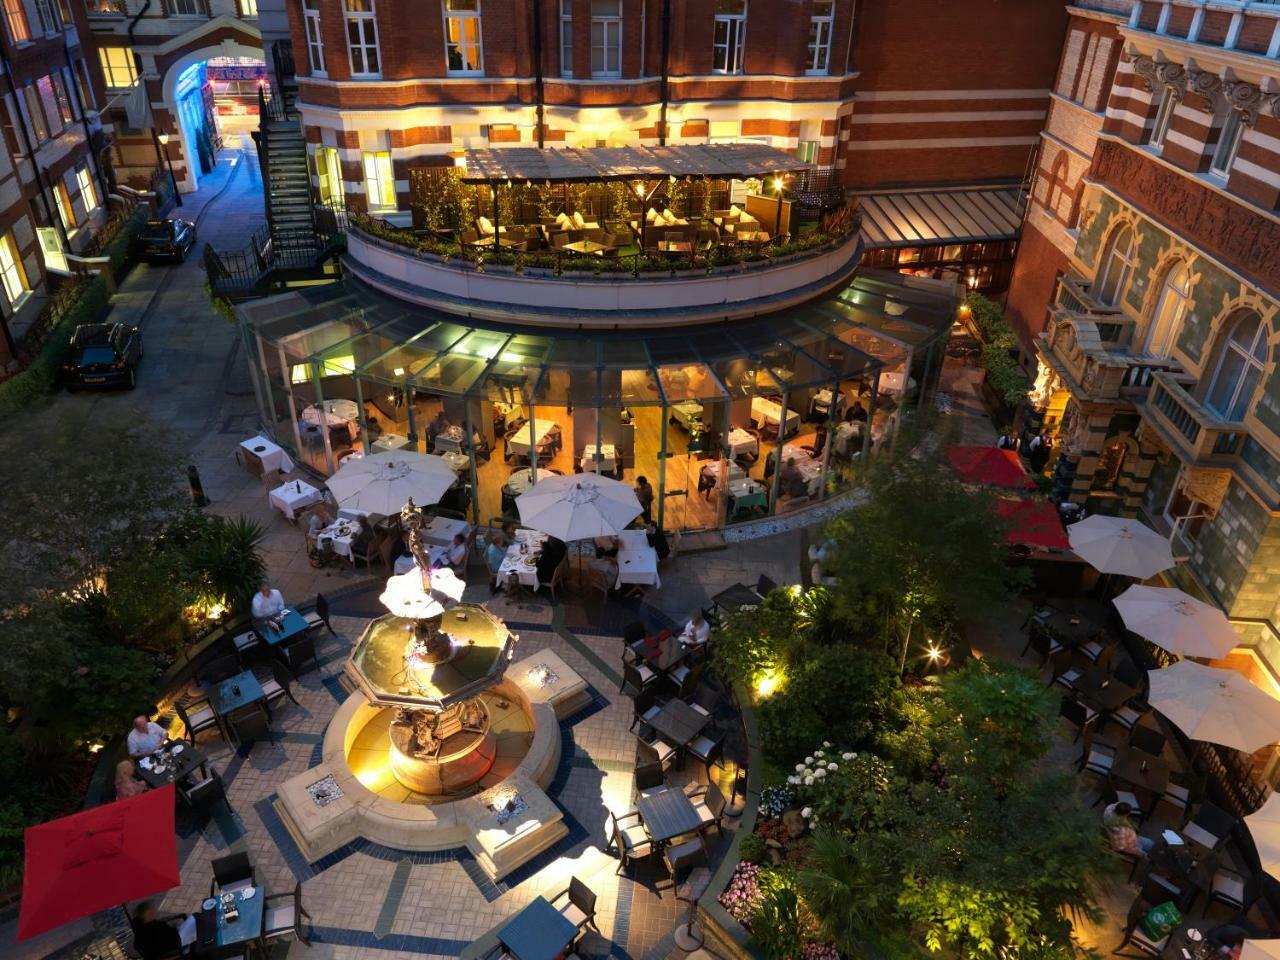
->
251 582 286 632
681 611 710 646
127 716 167 759
447 534 468 570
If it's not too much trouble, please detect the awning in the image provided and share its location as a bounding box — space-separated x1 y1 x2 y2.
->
855 185 1023 248
460 143 812 184
996 499 1069 550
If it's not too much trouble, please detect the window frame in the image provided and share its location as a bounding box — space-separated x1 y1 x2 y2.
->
806 0 833 75
303 0 327 76
345 0 382 78
1206 312 1268 422
54 180 76 231
239 0 258 15
99 46 139 89
0 232 30 309
316 146 344 206
1148 86 1176 150
362 150 395 211
589 0 621 78
33 0 59 34
1209 108 1244 178
712 0 747 75
1145 260 1190 358
2 0 31 43
443 0 483 77
76 163 99 213
559 0 572 77
23 86 49 143
1095 223 1135 307
168 0 204 17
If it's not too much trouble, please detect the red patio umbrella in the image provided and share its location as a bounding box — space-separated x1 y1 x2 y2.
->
995 498 1070 550
18 784 180 942
946 445 1035 489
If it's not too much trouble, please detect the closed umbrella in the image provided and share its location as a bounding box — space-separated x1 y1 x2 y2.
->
516 473 642 541
1113 585 1241 660
18 785 180 941
325 451 456 516
1243 793 1280 879
1148 660 1280 755
1067 514 1175 579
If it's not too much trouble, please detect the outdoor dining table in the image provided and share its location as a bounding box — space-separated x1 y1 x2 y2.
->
581 443 618 473
648 699 710 748
200 885 265 954
701 459 746 484
419 514 472 546
497 895 578 960
616 530 661 590
209 670 268 717
269 479 324 520
1072 674 1135 715
1110 753 1170 809
371 433 411 453
1042 610 1104 649
637 787 704 844
562 239 609 256
316 518 360 560
504 467 557 496
636 631 691 672
499 531 547 588
507 419 561 458
239 436 293 474
727 427 759 458
440 450 470 474
809 388 846 418
432 425 469 454
258 608 309 647
394 544 453 574
136 740 206 790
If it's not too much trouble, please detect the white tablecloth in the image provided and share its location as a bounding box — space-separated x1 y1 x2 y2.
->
504 468 556 495
270 480 323 519
498 530 547 587
320 398 360 420
507 419 560 457
581 443 617 473
810 388 846 418
372 433 411 453
671 402 703 429
300 406 356 443
419 515 472 547
701 459 746 483
751 397 801 436
317 520 360 559
440 451 470 474
394 545 452 574
615 530 661 589
727 427 758 458
240 436 294 474
832 421 863 456
878 371 916 396
432 426 466 454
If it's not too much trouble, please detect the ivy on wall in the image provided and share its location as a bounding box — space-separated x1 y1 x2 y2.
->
966 293 1028 407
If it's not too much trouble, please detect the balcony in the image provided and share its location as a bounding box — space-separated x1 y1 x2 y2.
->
1038 286 1167 403
1139 370 1249 462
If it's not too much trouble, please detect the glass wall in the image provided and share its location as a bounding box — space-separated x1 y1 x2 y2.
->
238 270 955 532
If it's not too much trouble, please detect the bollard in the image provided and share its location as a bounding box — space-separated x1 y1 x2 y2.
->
187 465 209 507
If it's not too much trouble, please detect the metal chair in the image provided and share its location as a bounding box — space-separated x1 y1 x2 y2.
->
175 700 220 743
687 782 727 835
1208 867 1261 913
1115 876 1177 957
634 761 665 797
685 730 724 775
204 654 241 684
209 851 254 896
303 592 335 635
262 659 300 709
281 633 319 674
608 810 656 875
620 659 657 696
636 728 676 769
1058 694 1097 742
689 685 719 718
178 768 230 813
1076 728 1116 780
549 877 598 932
663 834 708 885
1129 724 1166 759
225 704 270 746
628 686 664 732
263 882 311 945
231 629 262 662
1182 801 1237 855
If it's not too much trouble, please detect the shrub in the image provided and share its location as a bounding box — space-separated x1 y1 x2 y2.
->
737 832 768 865
966 292 1028 406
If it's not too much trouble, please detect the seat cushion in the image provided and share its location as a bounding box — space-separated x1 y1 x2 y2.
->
641 704 661 721
1131 928 1168 956
261 679 283 699
691 703 710 717
693 800 715 824
1115 790 1140 810
1213 869 1245 905
689 735 716 759
232 632 259 651
621 823 650 851
1183 822 1218 849
558 902 587 927
263 903 296 936
636 664 655 683
222 879 252 893
1082 641 1103 659
1084 748 1113 774
648 739 675 763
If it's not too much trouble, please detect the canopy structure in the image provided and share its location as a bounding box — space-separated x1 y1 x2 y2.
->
855 185 1023 248
516 474 642 541
460 143 812 184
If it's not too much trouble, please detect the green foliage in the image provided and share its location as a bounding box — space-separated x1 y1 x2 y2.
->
106 209 147 280
966 293 1028 407
797 830 898 956
737 832 768 865
750 871 810 960
797 752 896 836
184 514 268 616
711 587 802 691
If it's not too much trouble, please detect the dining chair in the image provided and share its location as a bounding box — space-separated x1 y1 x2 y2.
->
1020 625 1062 666
204 654 241 684
1208 867 1261 914
636 728 677 770
634 761 666 798
263 882 311 946
1115 876 1178 957
663 834 708 885
1182 801 1237 855
620 659 657 696
1048 649 1084 695
303 593 335 635
226 704 270 746
608 810 655 875
674 661 706 699
1058 695 1097 743
1076 728 1116 780
686 729 724 775
209 851 254 896
281 633 319 675
756 574 777 597
1160 771 1198 818
1107 698 1148 735
178 768 230 814
231 629 263 663
175 700 221 744
686 782 727 835
689 685 719 719
629 687 664 732
1129 724 1166 759
550 877 598 933
262 659 300 709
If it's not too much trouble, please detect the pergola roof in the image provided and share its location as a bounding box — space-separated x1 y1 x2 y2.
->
459 143 812 183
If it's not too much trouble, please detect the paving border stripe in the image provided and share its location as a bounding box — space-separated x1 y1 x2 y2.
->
373 857 414 939
309 924 470 955
550 607 623 687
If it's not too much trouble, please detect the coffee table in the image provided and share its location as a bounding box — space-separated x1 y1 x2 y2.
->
562 239 608 256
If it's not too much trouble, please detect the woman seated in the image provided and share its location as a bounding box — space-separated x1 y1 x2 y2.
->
116 759 147 799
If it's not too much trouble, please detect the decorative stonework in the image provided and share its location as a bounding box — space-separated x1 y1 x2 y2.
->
308 774 345 808
1221 80 1264 126
1132 54 1186 99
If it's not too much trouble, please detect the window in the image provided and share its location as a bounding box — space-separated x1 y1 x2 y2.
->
1094 222 1134 306
33 0 59 34
316 146 343 206
99 47 139 88
23 86 48 143
0 232 29 308
590 0 620 77
1210 109 1244 177
362 150 395 210
76 60 97 110
51 72 74 126
1146 261 1189 358
712 0 747 74
54 181 75 231
37 76 63 138
345 0 381 76
795 140 818 164
1148 86 1176 149
76 163 99 213
239 0 257 14
443 0 481 75
559 0 572 77
1044 153 1071 221
2 0 30 43
1206 311 1268 421
168 0 203 15
303 0 326 75
806 0 833 74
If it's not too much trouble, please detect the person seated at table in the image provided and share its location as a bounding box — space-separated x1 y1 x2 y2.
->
131 901 196 960
440 533 468 573
115 759 147 798
594 534 619 558
1102 801 1153 856
251 581 287 632
780 458 806 499
1206 924 1247 958
426 411 451 447
846 400 868 424
681 611 710 646
365 414 384 440
127 716 167 759
306 511 328 548
536 535 568 586
644 521 671 561
484 534 507 593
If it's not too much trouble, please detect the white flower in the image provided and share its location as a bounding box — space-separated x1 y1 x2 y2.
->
803 776 813 786
842 751 855 760
827 762 838 771
814 768 827 778
822 741 832 748
801 807 813 818
787 775 799 785
795 763 805 772
805 756 813 764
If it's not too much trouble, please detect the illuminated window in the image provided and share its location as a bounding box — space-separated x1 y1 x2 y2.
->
99 46 139 88
239 0 257 14
590 0 620 78
362 150 395 210
443 0 482 76
713 0 747 75
53 71 74 125
76 164 99 213
316 146 344 206
23 86 48 143
2 0 30 43
345 0 381 77
303 0 326 75
1095 223 1134 306
54 181 75 230
806 0 833 75
37 76 64 138
559 0 572 77
1145 261 1189 358
1210 109 1244 177
0 232 29 307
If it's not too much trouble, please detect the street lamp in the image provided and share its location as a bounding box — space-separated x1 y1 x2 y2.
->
156 132 183 208
771 174 784 239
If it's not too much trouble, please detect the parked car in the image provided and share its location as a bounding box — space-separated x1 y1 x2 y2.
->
62 322 143 390
135 218 197 262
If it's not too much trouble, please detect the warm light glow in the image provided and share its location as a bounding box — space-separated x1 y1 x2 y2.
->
185 595 229 624
157 132 169 146
754 669 782 699
926 645 943 662
454 155 467 168
633 182 645 196
772 177 783 192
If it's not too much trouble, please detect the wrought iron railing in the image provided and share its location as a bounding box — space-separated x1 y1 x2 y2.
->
204 220 343 297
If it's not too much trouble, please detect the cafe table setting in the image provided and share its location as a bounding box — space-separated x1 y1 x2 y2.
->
727 426 759 458
137 740 206 789
316 517 361 560
239 435 293 474
615 529 661 590
499 530 548 588
196 885 264 955
269 479 324 520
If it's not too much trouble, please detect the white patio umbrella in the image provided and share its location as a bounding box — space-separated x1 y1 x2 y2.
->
1242 940 1280 960
1067 514 1175 580
325 451 456 516
516 473 642 541
1243 793 1280 879
1148 660 1280 755
1113 584 1241 660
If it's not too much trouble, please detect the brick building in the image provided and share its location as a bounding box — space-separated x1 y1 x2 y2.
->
0 0 111 367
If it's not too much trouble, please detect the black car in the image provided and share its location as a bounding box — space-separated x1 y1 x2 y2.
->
62 322 143 390
135 218 197 262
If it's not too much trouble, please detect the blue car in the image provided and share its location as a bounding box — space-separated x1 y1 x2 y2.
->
62 322 143 390
135 218 197 263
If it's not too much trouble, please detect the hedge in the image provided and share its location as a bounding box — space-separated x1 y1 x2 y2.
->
966 292 1028 406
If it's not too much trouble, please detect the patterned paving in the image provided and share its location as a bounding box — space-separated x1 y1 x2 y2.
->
152 584 738 960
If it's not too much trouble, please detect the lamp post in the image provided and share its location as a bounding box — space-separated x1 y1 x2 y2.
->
157 132 183 207
772 174 784 240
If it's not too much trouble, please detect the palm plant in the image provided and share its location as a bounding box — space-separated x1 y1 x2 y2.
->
187 515 267 617
797 830 896 956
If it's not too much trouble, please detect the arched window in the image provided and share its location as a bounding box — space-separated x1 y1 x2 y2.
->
1146 260 1190 357
1044 153 1070 221
1206 311 1269 421
1095 223 1135 306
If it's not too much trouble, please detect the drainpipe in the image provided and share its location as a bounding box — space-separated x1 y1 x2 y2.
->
658 0 670 145
532 0 545 148
63 39 111 205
